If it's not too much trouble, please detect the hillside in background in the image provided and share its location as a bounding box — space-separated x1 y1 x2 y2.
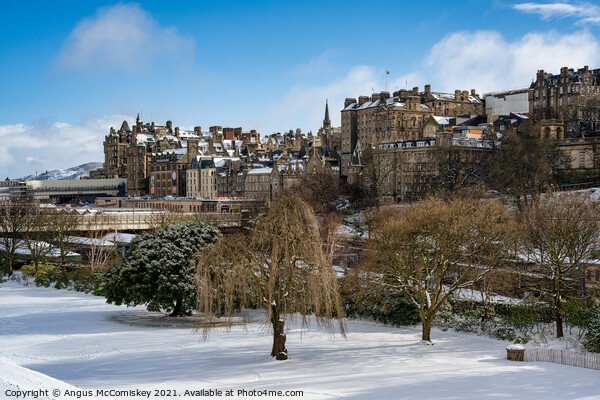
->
20 162 102 181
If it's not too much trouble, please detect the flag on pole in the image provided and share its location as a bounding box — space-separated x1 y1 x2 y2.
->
386 70 390 74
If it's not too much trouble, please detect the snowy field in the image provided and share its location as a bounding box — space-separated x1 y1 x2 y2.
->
1 279 599 400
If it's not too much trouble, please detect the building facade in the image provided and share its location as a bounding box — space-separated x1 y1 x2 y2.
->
483 87 530 115
529 66 600 128
375 133 498 202
340 86 484 180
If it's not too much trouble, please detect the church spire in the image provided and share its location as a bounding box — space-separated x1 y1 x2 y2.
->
323 99 331 129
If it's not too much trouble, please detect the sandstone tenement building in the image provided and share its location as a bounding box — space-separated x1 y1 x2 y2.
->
529 66 600 132
101 111 331 198
340 86 483 180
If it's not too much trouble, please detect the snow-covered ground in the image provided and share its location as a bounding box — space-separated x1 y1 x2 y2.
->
1 279 599 400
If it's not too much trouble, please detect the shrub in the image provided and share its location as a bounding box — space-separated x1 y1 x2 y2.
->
493 302 553 336
20 264 61 287
487 322 517 341
341 277 420 326
584 306 600 353
563 299 595 337
69 267 106 295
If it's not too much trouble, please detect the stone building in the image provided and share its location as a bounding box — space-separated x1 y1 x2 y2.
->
411 85 484 117
244 167 276 201
529 66 600 133
148 138 201 197
187 156 217 198
216 159 245 198
374 133 498 202
103 116 201 196
340 86 484 180
585 264 600 298
340 92 433 180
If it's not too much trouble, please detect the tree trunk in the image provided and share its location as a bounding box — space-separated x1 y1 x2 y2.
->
7 257 13 277
421 318 432 342
554 289 564 338
270 309 288 360
170 296 183 317
61 251 68 279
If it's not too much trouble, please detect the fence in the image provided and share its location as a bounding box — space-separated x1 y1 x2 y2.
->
523 348 600 370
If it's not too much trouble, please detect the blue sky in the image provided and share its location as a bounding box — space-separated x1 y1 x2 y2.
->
2 0 600 178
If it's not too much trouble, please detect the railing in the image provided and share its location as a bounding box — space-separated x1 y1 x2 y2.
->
524 348 600 370
76 212 243 230
0 212 243 232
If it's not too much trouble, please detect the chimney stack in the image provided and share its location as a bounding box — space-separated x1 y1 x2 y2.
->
345 98 357 108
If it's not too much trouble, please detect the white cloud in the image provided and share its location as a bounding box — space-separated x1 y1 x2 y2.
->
0 115 132 179
425 30 600 93
270 65 380 131
55 3 194 72
272 28 600 132
291 50 340 77
513 2 600 25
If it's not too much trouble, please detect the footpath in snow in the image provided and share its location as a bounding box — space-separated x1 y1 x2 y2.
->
0 278 599 400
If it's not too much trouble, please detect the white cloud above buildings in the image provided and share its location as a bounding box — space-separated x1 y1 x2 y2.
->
272 27 600 132
0 115 132 179
513 2 600 25
271 65 379 130
54 3 194 72
425 29 600 93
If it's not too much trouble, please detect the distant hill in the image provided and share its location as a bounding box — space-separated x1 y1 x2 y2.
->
20 162 103 181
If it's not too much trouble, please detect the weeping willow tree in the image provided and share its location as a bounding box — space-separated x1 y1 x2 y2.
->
197 194 345 360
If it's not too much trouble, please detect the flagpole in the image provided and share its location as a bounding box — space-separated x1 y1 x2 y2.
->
385 70 390 91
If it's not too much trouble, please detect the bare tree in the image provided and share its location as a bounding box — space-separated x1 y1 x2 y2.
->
490 124 558 210
521 192 600 338
430 140 493 195
84 214 117 272
351 146 395 208
0 196 34 277
197 194 345 360
87 229 117 272
363 197 514 342
298 170 341 212
559 94 600 138
319 211 342 268
23 208 54 273
46 210 78 278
